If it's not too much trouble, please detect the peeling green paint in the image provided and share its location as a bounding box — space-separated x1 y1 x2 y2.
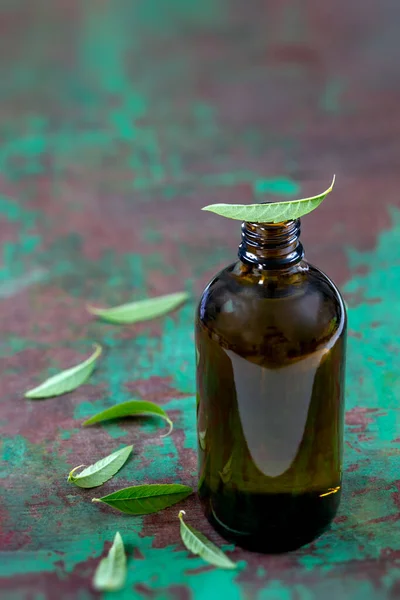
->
1 436 27 477
345 207 400 413
4 210 400 595
0 0 398 597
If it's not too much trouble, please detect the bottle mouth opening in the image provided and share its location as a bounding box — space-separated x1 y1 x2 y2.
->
241 219 301 249
239 219 303 268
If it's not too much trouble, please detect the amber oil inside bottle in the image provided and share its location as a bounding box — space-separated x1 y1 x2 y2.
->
196 219 347 552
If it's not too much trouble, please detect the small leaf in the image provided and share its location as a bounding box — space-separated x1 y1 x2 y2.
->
88 291 189 324
93 532 127 592
178 511 237 569
67 445 133 489
82 399 173 436
25 344 102 399
92 483 193 515
202 176 335 223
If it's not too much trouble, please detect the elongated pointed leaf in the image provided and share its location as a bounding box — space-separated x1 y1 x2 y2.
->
202 176 335 223
92 483 193 515
68 445 133 489
179 511 237 569
88 291 189 324
82 399 173 436
25 344 102 399
93 532 127 592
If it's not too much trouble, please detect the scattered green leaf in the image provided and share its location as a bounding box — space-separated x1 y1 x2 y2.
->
25 344 102 399
88 291 189 324
178 511 237 569
93 532 127 592
202 176 335 223
82 399 173 436
92 483 193 515
67 445 133 489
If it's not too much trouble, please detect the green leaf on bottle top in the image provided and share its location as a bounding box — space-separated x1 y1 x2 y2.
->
82 399 173 436
25 344 102 399
67 445 133 489
93 532 127 592
202 176 335 223
87 291 189 324
178 511 237 569
92 483 193 514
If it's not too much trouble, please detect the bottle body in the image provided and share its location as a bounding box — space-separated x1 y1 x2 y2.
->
196 224 347 553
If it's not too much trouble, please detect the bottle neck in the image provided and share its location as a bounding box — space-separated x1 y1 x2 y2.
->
238 219 304 269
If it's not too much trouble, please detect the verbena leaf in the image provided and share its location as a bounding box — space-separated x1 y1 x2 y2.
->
202 176 335 223
88 291 189 324
93 532 127 592
82 399 173 436
178 511 237 569
25 344 102 399
93 484 192 515
67 445 133 489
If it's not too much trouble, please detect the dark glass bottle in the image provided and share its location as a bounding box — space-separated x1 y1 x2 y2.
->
196 219 347 553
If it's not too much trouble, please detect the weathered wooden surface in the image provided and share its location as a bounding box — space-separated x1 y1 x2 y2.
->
1 1 400 598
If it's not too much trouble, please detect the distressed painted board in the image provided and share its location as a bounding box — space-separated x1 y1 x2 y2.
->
1 1 400 599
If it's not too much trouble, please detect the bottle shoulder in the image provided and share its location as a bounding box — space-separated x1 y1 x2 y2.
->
196 260 347 363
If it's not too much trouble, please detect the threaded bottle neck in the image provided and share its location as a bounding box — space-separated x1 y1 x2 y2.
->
238 219 304 269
